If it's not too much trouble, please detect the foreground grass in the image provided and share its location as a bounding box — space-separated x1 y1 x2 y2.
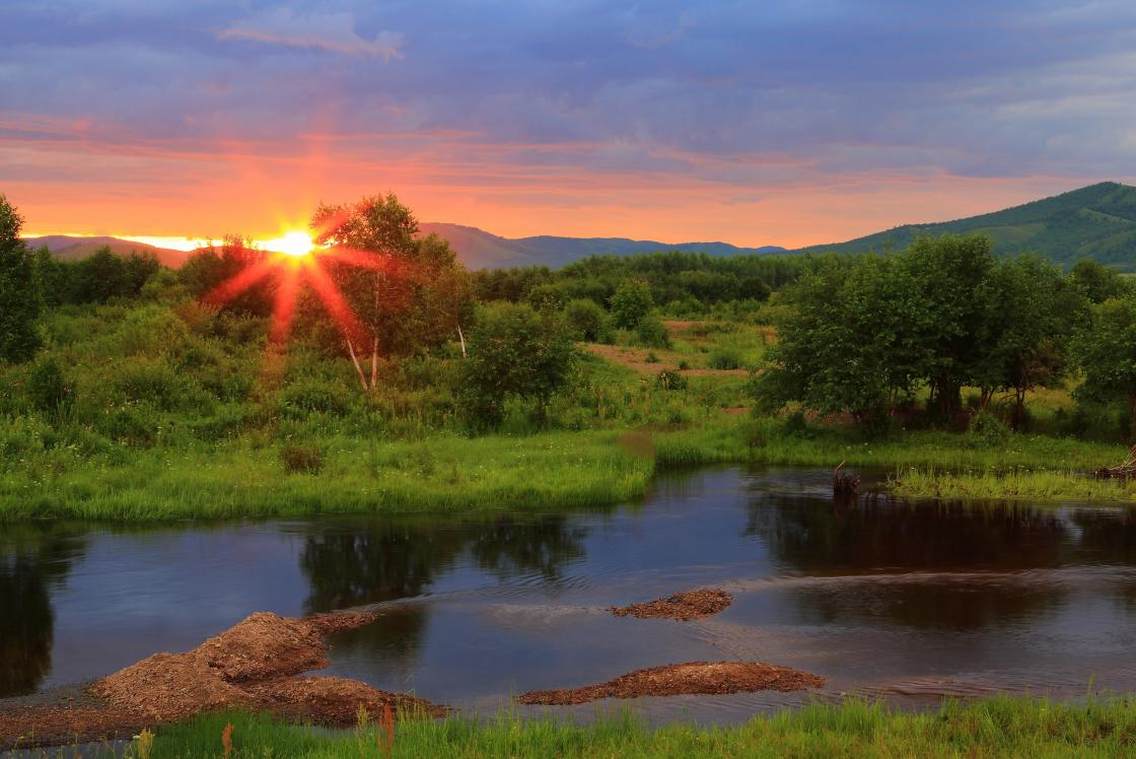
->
120 697 1136 758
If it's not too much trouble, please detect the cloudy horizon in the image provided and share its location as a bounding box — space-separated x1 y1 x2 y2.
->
3 1 1134 246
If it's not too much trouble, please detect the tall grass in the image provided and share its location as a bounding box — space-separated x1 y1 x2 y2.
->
0 431 652 521
892 468 1136 503
120 697 1136 758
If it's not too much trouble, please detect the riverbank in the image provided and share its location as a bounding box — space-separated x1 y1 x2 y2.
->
1 418 1131 521
128 697 1136 758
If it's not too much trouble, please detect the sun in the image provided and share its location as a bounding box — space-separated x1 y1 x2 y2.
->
262 230 315 257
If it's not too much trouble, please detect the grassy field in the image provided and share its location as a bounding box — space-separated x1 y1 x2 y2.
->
2 304 1133 521
99 697 1136 758
0 431 653 521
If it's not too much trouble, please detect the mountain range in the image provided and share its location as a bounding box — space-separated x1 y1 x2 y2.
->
23 235 188 268
24 181 1136 270
794 181 1136 267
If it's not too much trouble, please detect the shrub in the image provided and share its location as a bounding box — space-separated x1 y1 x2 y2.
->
645 351 659 364
655 370 687 391
610 280 653 329
462 303 576 429
708 347 743 370
677 360 690 370
782 410 811 437
968 410 1011 447
28 359 73 415
278 378 352 418
564 298 609 342
281 444 324 474
527 283 565 312
635 315 670 348
113 359 201 412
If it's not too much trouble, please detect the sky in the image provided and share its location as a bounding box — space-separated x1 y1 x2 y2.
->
2 0 1135 248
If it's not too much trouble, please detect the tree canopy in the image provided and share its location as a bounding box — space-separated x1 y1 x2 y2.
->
0 195 40 363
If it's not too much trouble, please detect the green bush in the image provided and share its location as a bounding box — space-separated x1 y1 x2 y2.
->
655 370 688 391
27 359 73 415
564 298 609 342
461 303 576 429
634 314 670 348
278 378 352 418
610 280 653 329
281 444 324 474
97 405 158 447
708 347 743 370
968 410 1011 447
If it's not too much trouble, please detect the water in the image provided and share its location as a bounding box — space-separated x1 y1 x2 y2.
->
3 466 1136 722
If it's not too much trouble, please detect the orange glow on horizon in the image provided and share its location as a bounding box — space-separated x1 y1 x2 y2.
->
258 230 315 257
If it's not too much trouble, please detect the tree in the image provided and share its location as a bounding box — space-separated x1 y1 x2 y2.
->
461 303 575 428
1069 259 1128 304
978 256 1084 427
0 195 41 363
1075 295 1136 440
609 279 653 329
313 194 473 390
756 254 922 422
563 298 608 342
902 235 998 420
70 247 129 304
180 237 275 316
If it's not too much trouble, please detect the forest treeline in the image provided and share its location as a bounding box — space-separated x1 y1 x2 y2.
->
3 189 1136 445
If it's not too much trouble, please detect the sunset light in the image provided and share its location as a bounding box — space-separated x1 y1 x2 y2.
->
261 230 315 257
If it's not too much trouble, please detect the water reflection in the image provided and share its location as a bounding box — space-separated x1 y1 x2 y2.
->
0 527 84 698
742 495 1136 631
746 497 1069 573
298 515 590 666
6 467 1136 712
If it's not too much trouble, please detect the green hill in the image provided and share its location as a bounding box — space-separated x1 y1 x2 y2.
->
794 182 1136 269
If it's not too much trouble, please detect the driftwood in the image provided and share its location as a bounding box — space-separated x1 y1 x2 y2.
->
833 461 860 497
1093 445 1136 480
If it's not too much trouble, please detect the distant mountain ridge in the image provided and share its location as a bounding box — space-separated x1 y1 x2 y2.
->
23 182 1136 271
793 181 1136 268
24 235 188 268
417 223 785 269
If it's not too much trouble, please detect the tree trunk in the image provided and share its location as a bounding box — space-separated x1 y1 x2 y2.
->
346 339 368 391
370 336 379 389
457 324 467 358
1012 387 1027 431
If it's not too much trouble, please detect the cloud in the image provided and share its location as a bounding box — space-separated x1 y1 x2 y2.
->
218 9 402 60
3 0 1136 243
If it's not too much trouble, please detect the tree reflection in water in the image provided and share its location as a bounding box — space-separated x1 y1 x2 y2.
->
0 527 85 698
298 514 588 664
744 497 1087 630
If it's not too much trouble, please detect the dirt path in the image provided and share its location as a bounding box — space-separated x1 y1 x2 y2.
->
610 588 733 621
517 661 824 705
0 610 444 750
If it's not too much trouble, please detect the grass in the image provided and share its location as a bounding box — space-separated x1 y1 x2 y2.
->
891 468 1136 503
0 431 653 521
77 697 1136 758
655 417 1125 472
2 413 1130 521
2 301 1134 521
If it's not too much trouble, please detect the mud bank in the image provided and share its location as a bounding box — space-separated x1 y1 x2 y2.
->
610 588 733 621
0 610 443 750
518 661 824 705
